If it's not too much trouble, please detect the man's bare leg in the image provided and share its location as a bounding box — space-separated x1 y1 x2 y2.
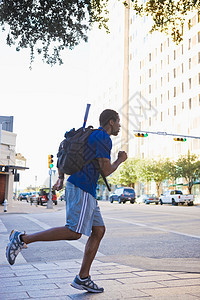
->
79 226 105 279
21 226 81 244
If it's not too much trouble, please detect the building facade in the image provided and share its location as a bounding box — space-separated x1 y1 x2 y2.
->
89 3 200 196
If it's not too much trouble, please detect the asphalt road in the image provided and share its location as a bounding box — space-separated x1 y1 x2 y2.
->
1 201 200 272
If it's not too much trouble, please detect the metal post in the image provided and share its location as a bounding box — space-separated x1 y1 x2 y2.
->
47 169 53 209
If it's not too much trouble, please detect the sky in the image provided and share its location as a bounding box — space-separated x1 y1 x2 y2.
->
0 34 98 190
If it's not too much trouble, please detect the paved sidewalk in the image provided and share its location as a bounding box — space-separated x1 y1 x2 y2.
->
0 200 65 215
1 258 200 300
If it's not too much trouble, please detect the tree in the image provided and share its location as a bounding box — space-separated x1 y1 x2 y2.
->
136 158 173 196
175 151 200 194
0 0 199 66
132 0 200 43
0 0 109 67
109 158 138 187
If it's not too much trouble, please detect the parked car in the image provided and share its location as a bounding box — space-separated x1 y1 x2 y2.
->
136 194 159 205
159 190 194 206
18 192 31 202
37 188 57 206
109 187 135 204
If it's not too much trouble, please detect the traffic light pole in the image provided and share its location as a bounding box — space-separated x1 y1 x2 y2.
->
133 130 200 139
47 169 53 209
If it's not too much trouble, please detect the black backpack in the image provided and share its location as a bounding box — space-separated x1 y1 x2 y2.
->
57 126 111 191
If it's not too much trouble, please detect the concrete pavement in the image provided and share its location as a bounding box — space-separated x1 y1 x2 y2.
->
1 258 200 299
0 201 200 299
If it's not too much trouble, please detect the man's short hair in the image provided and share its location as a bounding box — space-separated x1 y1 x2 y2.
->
99 109 119 127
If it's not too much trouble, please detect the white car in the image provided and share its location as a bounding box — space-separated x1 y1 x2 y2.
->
159 190 194 206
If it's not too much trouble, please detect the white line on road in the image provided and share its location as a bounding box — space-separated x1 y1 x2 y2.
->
0 219 7 233
105 217 200 240
23 215 104 257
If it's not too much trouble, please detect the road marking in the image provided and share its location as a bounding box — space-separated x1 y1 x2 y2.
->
0 219 7 233
23 215 104 257
105 217 200 240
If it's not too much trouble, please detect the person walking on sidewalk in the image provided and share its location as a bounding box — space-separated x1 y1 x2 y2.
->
6 109 127 293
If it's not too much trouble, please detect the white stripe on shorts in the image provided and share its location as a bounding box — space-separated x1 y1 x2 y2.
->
76 191 89 233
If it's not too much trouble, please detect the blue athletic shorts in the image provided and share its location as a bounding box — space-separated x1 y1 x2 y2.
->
65 181 105 236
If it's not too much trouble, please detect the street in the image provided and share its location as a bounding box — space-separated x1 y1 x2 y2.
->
1 201 200 271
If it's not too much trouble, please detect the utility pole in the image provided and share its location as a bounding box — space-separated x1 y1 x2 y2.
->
122 0 130 154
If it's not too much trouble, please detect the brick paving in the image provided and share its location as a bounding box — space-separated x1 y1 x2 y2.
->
0 259 200 299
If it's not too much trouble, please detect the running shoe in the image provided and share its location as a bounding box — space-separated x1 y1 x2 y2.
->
71 275 104 293
6 230 27 265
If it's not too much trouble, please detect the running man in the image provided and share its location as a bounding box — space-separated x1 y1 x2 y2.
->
6 109 127 293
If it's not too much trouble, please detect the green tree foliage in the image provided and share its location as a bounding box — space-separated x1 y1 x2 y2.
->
0 0 109 67
109 158 138 187
132 0 200 43
136 158 174 196
0 0 198 66
175 151 200 194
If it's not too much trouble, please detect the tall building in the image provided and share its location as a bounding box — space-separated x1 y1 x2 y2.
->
89 3 200 195
129 9 200 160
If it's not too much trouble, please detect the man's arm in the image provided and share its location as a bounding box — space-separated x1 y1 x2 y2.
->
98 151 127 177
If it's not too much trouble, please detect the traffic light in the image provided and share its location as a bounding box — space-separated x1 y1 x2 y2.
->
48 154 54 169
135 133 148 137
173 138 187 142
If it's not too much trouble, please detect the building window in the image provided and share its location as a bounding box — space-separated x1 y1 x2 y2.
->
161 112 163 122
130 53 132 60
198 52 200 63
181 63 184 73
189 38 191 49
161 77 163 86
174 87 176 97
149 85 151 93
189 58 191 69
181 44 184 55
155 97 157 106
149 69 151 77
174 50 176 60
182 102 184 110
173 68 176 78
161 43 163 52
182 82 184 93
188 19 191 30
149 117 151 126
199 94 200 105
161 94 163 103
198 32 200 43
189 98 192 110
168 90 170 100
149 101 151 109
199 73 200 85
168 55 169 64
149 53 151 62
174 105 176 116
168 73 169 82
189 78 192 89
198 11 200 23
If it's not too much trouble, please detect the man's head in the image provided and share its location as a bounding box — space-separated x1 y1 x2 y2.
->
99 109 120 136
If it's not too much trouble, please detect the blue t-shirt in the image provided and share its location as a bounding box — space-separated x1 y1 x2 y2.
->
67 127 112 198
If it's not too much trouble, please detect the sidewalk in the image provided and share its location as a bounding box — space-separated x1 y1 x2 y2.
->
0 199 66 215
1 258 200 300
